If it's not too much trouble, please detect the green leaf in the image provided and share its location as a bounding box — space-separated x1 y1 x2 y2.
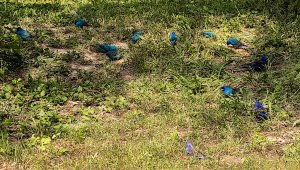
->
78 93 84 99
41 137 51 145
12 34 19 41
61 96 68 102
0 148 6 154
77 86 83 93
4 84 14 92
5 92 11 99
40 90 46 97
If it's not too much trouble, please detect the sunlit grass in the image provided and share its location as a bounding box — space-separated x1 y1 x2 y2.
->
0 0 300 169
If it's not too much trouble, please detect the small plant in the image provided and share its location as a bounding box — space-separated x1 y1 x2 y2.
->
27 135 52 151
250 132 272 150
100 95 129 111
283 134 300 160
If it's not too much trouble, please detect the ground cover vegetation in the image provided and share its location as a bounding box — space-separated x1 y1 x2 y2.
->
0 0 300 169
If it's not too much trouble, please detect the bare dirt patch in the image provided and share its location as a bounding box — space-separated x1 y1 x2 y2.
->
41 44 74 54
84 49 100 62
221 155 244 165
119 64 135 81
232 48 252 57
115 42 129 49
71 63 95 72
47 27 76 37
59 100 82 115
264 127 299 146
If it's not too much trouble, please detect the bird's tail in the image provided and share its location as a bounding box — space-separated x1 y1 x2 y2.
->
241 63 252 69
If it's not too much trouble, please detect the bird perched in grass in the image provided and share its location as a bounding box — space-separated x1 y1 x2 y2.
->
254 100 264 111
203 32 216 40
74 18 89 28
16 27 32 40
226 38 245 49
243 55 268 72
254 100 269 121
256 112 269 121
185 140 210 160
106 50 121 61
131 31 143 43
169 32 177 46
95 44 117 53
95 44 121 61
186 140 193 155
221 86 239 96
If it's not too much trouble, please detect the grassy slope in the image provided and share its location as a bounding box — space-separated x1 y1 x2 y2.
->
0 0 300 169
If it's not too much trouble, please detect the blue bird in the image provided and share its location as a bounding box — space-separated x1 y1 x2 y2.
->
221 86 239 96
226 38 245 49
254 100 264 111
74 18 89 28
186 140 193 154
203 32 216 40
16 27 32 40
106 50 121 61
186 140 211 159
256 112 269 121
95 44 117 53
169 32 177 46
131 31 143 43
243 55 268 72
95 44 121 61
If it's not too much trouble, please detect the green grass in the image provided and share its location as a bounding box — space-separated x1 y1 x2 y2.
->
0 0 300 169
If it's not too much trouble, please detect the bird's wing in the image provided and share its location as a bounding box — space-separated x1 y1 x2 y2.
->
23 31 31 37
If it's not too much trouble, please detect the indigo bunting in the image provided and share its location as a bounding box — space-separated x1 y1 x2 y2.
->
256 112 269 121
170 32 177 46
186 140 210 159
226 38 245 49
221 86 239 96
16 27 32 40
106 50 121 61
186 140 193 154
95 44 121 61
244 55 268 72
131 31 143 43
254 100 264 110
203 32 216 40
74 18 89 28
95 44 117 53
